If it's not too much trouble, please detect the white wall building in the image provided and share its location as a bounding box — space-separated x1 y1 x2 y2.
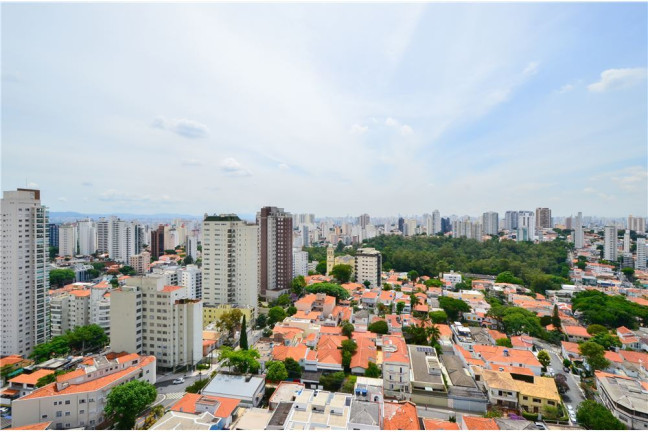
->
51 289 91 336
76 219 97 256
604 225 618 261
11 353 156 430
573 212 584 249
179 264 202 299
202 214 258 309
1 189 50 356
355 248 382 288
628 215 646 234
518 211 536 240
59 224 77 257
482 212 499 236
636 237 647 271
293 249 309 278
110 276 202 370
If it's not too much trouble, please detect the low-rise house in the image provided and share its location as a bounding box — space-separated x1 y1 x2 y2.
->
511 336 534 351
11 353 156 430
461 416 500 430
562 325 592 343
347 400 382 430
268 382 305 410
481 369 561 414
423 418 460 430
596 370 648 430
350 334 378 375
7 369 55 398
472 345 542 376
202 373 265 408
281 389 352 429
440 354 489 413
169 393 241 429
382 335 410 399
616 326 642 350
383 401 419 430
150 411 218 430
561 341 583 363
408 345 447 407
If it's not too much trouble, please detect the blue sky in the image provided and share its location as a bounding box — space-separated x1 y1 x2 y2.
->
2 3 646 217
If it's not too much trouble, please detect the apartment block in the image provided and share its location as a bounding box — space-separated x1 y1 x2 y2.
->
110 276 202 369
58 224 77 257
1 189 50 356
355 248 382 288
257 206 293 299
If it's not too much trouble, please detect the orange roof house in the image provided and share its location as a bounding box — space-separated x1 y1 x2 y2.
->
462 416 500 430
9 369 54 386
383 401 419 430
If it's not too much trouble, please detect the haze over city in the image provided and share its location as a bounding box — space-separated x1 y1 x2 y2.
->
2 2 647 217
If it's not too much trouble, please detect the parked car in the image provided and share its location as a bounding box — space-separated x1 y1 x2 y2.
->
567 404 574 412
534 422 547 430
570 414 577 423
172 377 185 384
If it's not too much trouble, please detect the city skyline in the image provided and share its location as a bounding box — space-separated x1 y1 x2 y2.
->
2 3 647 216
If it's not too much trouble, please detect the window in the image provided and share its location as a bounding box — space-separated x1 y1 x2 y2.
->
56 411 62 417
65 412 70 416
80 409 85 414
79 399 86 404
533 398 541 403
41 415 48 419
65 400 70 405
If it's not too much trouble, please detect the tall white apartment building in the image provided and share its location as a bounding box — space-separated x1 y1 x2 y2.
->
59 224 77 257
179 264 202 299
403 218 417 237
202 214 258 308
110 276 202 369
504 211 518 231
636 237 647 270
355 248 382 288
186 234 199 260
573 212 584 249
11 353 156 430
89 286 111 336
604 226 618 262
482 212 499 236
96 217 141 263
623 230 631 254
293 249 309 278
1 189 50 356
432 210 442 235
518 211 536 240
51 289 90 337
628 215 646 234
452 218 483 242
76 219 97 256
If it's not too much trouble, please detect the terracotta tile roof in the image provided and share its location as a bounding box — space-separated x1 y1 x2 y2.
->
618 350 648 365
350 337 377 370
463 416 500 430
362 291 378 299
423 419 460 430
117 353 140 364
511 336 534 348
617 326 634 336
20 356 155 400
214 396 241 418
382 335 409 364
0 355 24 367
10 369 54 386
473 345 541 368
563 325 591 338
320 326 342 335
6 421 52 430
495 365 535 376
162 285 184 292
383 401 419 430
488 330 507 341
293 310 320 320
171 393 201 413
56 369 85 383
272 344 308 362
170 394 240 418
605 351 624 363
317 348 342 365
437 324 453 339
2 389 19 396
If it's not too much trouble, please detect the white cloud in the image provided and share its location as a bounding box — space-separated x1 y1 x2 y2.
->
350 124 368 135
557 84 574 94
152 116 210 138
610 166 648 192
220 158 252 177
385 117 398 127
587 68 647 93
400 125 414 136
182 159 202 166
522 61 539 76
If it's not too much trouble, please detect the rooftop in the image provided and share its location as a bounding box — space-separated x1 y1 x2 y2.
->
202 373 264 399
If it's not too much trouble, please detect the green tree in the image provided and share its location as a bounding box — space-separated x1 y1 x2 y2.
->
286 306 297 316
330 264 353 283
240 315 249 350
424 278 443 288
396 301 406 315
266 361 288 382
341 339 358 371
186 378 209 394
305 282 350 300
572 290 648 329
268 306 287 326
49 268 76 287
110 277 119 288
276 294 291 306
284 357 302 379
579 341 610 372
495 271 524 285
164 249 176 255
341 321 354 338
496 338 513 348
183 255 194 266
439 297 471 321
219 347 261 374
365 362 381 378
119 265 136 276
407 270 419 282
621 267 635 279
427 324 441 345
537 350 551 369
551 305 561 329
316 261 327 275
577 261 587 270
216 309 244 339
363 280 371 288
91 262 106 271
591 333 622 350
30 335 71 362
368 320 389 335
49 246 59 260
576 400 626 430
429 310 448 324
291 275 307 296
256 314 267 329
104 380 157 430
67 324 109 353
319 371 345 391
587 324 609 335
403 324 428 345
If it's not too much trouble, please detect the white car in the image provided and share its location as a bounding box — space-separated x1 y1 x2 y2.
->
570 414 577 423
172 377 185 384
567 404 574 412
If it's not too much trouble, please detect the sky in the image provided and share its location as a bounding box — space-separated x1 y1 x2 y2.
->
2 3 647 218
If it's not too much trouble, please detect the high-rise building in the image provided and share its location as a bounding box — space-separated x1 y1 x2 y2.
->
452 218 483 242
432 210 442 235
397 217 405 234
604 226 618 261
179 264 203 299
96 216 140 262
636 237 646 270
504 211 518 231
482 211 499 236
441 217 451 233
186 234 199 260
59 223 77 257
293 249 309 278
129 251 151 275
518 211 536 240
51 288 91 337
624 230 631 254
48 223 59 248
77 219 97 256
404 219 417 236
150 224 165 260
535 208 552 229
257 206 293 299
573 212 584 249
203 214 258 308
358 214 370 229
628 215 646 234
110 276 202 369
1 189 50 356
355 248 382 288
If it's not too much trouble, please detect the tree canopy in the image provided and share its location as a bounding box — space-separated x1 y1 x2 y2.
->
579 341 610 372
49 268 75 287
367 320 389 335
572 290 648 329
30 324 109 362
305 282 350 300
268 306 287 326
576 400 626 430
319 371 345 391
104 380 157 430
219 347 260 374
266 361 288 382
330 264 353 283
216 309 243 339
439 297 471 321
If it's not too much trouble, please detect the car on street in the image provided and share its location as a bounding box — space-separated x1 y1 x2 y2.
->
534 422 547 430
172 377 185 384
570 414 577 423
548 367 555 376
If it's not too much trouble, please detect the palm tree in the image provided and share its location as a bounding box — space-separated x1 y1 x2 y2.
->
427 324 441 346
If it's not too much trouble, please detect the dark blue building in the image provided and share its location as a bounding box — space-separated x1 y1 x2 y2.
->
49 223 59 247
